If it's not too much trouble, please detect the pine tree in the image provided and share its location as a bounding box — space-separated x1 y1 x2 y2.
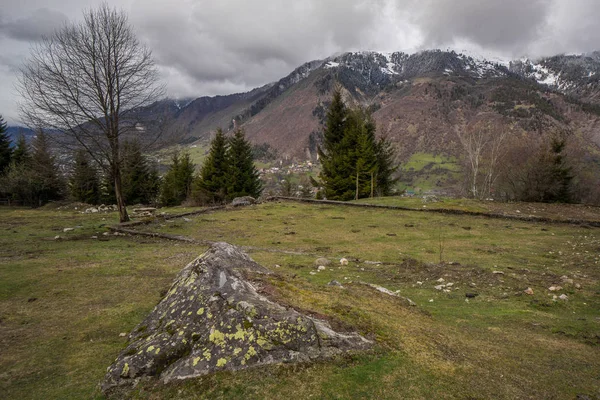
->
102 141 160 205
12 134 30 166
318 90 350 200
226 129 262 199
70 149 101 204
30 130 65 205
121 140 160 205
160 151 195 206
193 129 230 204
0 115 11 175
318 91 397 200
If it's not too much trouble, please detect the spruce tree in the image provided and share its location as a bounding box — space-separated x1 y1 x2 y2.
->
121 140 160 205
318 90 350 200
0 115 11 174
30 130 65 205
226 129 262 199
12 134 30 166
318 90 397 200
193 129 230 204
70 149 101 204
160 151 195 206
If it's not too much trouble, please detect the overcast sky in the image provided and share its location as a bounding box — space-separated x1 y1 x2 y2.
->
1 0 599 124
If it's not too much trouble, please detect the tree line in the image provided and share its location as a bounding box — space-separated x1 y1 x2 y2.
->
0 117 261 208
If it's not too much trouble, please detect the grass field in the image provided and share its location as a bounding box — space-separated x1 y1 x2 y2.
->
1 200 599 399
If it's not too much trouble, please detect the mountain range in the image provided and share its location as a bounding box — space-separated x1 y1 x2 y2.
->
138 50 600 164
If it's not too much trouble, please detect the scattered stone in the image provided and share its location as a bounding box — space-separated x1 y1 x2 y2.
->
436 278 445 283
469 282 476 287
339 258 349 266
465 298 469 303
91 236 98 239
183 217 191 222
524 287 534 295
314 258 331 267
548 286 562 292
465 293 478 298
446 282 454 287
559 294 569 301
102 243 371 395
363 261 382 265
560 275 574 284
429 299 434 303
434 285 445 291
317 265 326 271
448 261 460 266
416 281 423 286
54 235 61 240
274 264 281 269
103 232 110 236
309 271 317 275
119 333 127 337
575 283 581 289
231 196 256 207
492 270 504 275
327 280 343 287
63 228 75 233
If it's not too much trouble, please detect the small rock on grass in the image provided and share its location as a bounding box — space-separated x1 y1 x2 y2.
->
548 286 562 292
327 280 343 287
315 257 331 267
559 294 569 301
340 258 349 266
317 265 326 271
524 287 534 295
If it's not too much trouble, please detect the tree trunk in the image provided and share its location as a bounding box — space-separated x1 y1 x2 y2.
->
114 168 130 223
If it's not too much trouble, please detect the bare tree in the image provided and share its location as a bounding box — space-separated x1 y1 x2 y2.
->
455 113 509 199
18 3 164 222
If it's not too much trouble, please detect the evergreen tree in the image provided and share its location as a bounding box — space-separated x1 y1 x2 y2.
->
318 91 397 200
30 130 65 205
160 151 195 206
0 115 11 174
547 136 573 203
102 141 160 205
70 149 101 204
193 129 230 204
226 129 262 199
121 140 160 205
318 90 350 200
12 134 30 166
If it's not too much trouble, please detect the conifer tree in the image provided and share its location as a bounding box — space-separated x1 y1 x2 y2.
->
0 115 11 175
102 141 160 205
193 129 230 204
30 130 65 205
160 151 195 206
12 134 30 166
226 129 262 199
318 90 350 200
121 140 160 205
70 149 101 204
318 90 397 200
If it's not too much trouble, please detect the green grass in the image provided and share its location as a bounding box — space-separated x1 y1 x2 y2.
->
1 201 599 399
399 152 461 193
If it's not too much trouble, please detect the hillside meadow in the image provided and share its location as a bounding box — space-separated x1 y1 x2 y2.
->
0 199 599 399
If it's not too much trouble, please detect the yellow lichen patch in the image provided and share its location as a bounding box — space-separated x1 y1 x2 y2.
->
155 348 160 355
147 345 155 353
203 349 211 361
207 312 213 319
244 346 257 361
233 347 242 356
196 307 205 316
193 357 201 367
256 338 268 348
121 363 130 377
216 358 227 367
209 329 226 347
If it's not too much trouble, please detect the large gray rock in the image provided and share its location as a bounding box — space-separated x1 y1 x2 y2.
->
102 242 371 395
231 196 256 207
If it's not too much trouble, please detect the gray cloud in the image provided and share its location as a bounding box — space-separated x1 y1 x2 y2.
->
0 8 69 41
1 0 600 124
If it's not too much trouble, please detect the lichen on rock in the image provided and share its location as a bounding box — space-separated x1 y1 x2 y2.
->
101 242 371 396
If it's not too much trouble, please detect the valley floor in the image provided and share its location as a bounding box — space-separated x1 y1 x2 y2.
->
0 198 599 399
